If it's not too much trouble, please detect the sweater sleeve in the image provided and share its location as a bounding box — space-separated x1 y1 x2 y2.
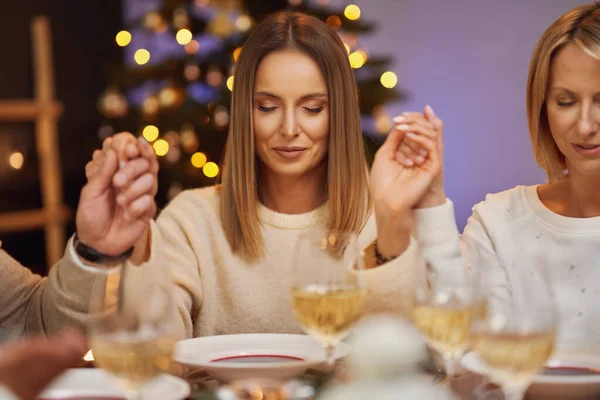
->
358 236 425 318
461 208 513 311
413 199 513 311
412 199 464 280
43 216 198 341
0 238 108 341
0 249 47 341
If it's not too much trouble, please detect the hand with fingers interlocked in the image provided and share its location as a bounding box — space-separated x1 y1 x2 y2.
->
76 132 159 264
392 105 446 209
369 105 446 258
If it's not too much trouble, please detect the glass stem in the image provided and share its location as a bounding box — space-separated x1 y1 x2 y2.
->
502 381 528 400
124 388 140 400
325 344 336 370
442 353 457 377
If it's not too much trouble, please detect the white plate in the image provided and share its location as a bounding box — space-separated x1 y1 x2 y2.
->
173 333 349 382
38 368 190 400
461 351 600 399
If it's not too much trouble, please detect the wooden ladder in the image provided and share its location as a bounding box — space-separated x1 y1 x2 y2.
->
0 16 72 269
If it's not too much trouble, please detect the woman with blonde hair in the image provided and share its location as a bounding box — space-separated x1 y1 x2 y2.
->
67 11 447 339
401 2 600 353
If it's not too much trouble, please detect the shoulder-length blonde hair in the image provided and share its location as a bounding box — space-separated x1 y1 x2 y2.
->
527 3 600 181
219 11 371 261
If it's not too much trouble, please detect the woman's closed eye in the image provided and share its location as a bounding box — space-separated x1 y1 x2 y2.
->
303 106 324 114
556 100 575 107
258 105 278 112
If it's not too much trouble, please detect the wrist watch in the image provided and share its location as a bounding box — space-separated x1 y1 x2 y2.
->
73 233 134 266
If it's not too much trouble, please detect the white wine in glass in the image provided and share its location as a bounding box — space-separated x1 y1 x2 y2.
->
291 229 367 366
412 302 473 357
471 259 557 400
411 260 475 376
90 335 175 387
472 331 555 384
292 283 367 346
88 263 178 399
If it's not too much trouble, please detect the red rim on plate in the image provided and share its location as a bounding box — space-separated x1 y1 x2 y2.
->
210 354 305 362
543 366 600 376
39 397 126 400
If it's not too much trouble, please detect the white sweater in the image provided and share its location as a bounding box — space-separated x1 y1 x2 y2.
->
415 185 600 354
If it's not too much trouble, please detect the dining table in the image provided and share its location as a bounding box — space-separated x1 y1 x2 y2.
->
74 358 507 400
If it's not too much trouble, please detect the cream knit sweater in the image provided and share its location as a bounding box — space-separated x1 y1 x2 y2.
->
69 186 428 339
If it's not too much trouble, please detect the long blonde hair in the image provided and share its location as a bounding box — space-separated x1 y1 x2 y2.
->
219 11 371 261
527 3 600 181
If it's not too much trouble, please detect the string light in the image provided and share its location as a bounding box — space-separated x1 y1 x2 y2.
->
98 124 114 140
153 139 170 156
344 5 361 20
164 131 181 147
173 8 189 30
213 106 230 129
380 71 398 88
185 40 200 54
115 31 132 47
203 162 219 178
142 95 160 116
233 47 242 61
236 15 252 32
134 49 150 65
191 152 207 168
165 146 181 163
142 125 159 142
176 29 193 45
206 68 224 87
98 87 128 118
8 152 24 170
226 76 234 91
181 125 199 153
356 50 368 62
144 11 166 32
326 16 342 30
184 63 201 81
348 51 365 68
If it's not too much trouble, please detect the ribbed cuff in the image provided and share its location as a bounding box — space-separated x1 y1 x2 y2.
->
412 199 460 248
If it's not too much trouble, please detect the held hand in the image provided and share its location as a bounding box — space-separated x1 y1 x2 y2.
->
76 132 158 256
370 106 443 257
394 105 446 208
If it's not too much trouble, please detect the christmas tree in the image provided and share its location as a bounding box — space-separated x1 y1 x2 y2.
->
98 0 406 208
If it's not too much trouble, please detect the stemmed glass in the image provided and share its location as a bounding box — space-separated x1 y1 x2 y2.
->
87 261 179 399
411 253 476 377
470 259 557 400
290 228 368 367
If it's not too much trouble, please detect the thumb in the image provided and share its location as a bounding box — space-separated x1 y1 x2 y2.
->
378 127 406 158
85 149 118 196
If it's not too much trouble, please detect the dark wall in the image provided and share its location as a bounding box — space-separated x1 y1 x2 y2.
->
0 0 122 275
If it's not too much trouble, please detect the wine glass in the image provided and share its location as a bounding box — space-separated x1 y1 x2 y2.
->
291 228 367 367
470 258 557 400
411 253 475 377
87 262 179 400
